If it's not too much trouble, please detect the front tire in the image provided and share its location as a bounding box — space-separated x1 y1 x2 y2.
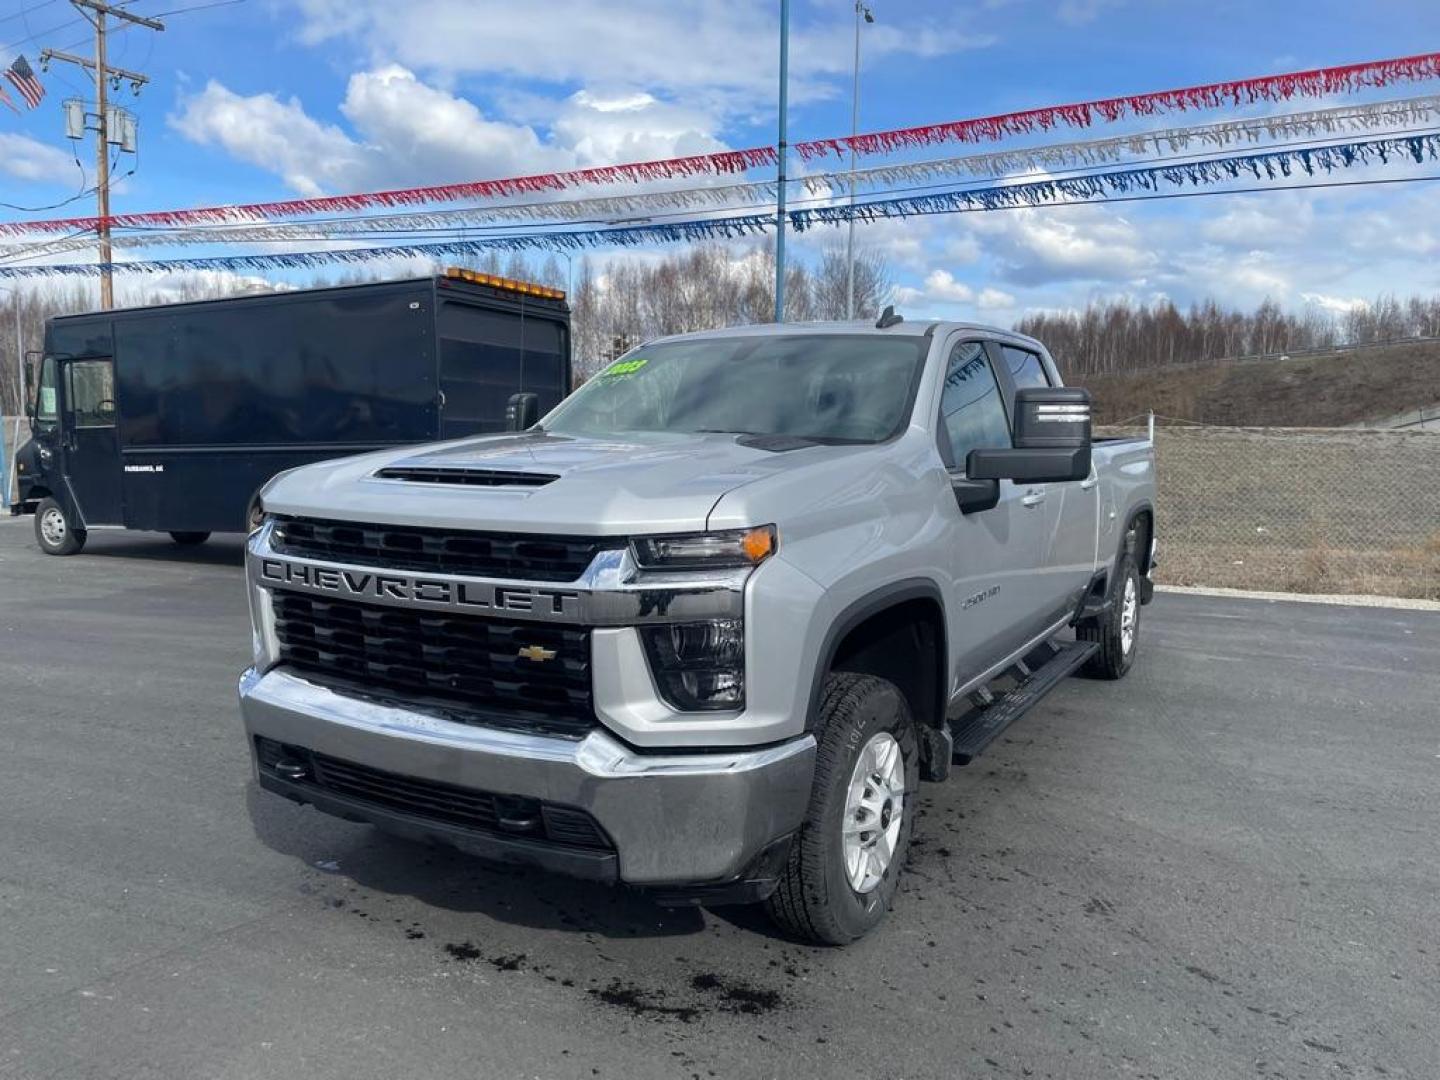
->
766 672 919 945
34 497 86 556
1078 552 1141 679
169 531 211 546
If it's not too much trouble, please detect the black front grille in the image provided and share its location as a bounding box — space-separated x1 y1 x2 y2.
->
373 467 559 488
271 517 613 581
255 738 612 851
272 591 594 738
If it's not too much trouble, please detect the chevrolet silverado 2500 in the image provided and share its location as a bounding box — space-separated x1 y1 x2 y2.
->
239 315 1157 944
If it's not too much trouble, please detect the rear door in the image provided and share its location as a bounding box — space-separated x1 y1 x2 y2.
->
990 341 1099 620
937 338 1051 683
59 357 123 526
437 303 570 438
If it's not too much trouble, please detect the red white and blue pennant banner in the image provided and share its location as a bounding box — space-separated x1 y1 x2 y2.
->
1 50 1439 238
6 94 1440 258
3 131 1437 277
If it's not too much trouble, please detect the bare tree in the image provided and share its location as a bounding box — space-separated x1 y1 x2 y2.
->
812 244 893 320
1017 295 1360 377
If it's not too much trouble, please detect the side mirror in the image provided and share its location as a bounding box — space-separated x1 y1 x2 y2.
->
967 387 1092 483
505 392 540 432
23 360 36 420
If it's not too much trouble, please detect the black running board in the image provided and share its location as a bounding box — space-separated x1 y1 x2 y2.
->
949 640 1098 765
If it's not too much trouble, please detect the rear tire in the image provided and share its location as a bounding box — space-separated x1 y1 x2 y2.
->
1078 552 1140 679
34 497 86 556
169 531 211 546
765 672 919 945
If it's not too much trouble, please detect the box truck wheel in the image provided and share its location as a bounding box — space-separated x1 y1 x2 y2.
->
169 531 211 546
766 672 918 945
35 497 86 556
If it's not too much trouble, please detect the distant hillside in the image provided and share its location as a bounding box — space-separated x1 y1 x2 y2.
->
1074 340 1440 427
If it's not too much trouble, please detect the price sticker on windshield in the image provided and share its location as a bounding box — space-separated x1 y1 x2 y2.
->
599 357 648 380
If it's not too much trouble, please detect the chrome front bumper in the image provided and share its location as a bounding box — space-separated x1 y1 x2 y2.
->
238 667 816 887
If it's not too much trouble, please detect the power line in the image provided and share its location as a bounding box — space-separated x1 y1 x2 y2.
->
0 160 92 214
0 13 85 55
0 0 61 27
149 0 245 16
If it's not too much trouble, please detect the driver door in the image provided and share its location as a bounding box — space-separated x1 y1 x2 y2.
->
59 358 124 526
937 339 1052 685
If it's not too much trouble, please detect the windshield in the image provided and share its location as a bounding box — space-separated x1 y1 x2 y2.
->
544 334 927 444
34 357 58 430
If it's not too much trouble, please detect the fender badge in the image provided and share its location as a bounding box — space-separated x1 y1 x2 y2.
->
517 645 557 662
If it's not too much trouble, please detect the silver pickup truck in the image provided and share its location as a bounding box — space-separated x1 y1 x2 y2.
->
239 315 1156 943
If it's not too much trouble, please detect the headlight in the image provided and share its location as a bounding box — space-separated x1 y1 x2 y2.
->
632 525 776 570
639 618 745 711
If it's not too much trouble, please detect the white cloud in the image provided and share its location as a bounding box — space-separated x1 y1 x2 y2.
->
0 133 78 185
172 66 726 196
171 82 364 196
966 205 1157 286
1200 200 1317 250
549 92 729 167
1301 292 1367 314
289 0 994 110
916 269 974 303
339 66 568 179
977 286 1016 310
892 270 1014 318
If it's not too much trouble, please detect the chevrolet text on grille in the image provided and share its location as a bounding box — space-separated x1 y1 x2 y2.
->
259 557 581 616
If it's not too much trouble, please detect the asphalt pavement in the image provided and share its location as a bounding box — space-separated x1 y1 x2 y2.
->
0 516 1436 1080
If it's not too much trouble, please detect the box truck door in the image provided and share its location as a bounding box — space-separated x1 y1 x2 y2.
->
59 357 123 526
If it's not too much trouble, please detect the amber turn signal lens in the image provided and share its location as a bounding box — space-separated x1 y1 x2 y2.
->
741 526 775 562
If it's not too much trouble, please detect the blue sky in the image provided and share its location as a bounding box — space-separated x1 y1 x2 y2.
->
4 0 1440 319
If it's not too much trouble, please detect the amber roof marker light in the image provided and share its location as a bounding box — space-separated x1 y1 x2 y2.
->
443 266 567 302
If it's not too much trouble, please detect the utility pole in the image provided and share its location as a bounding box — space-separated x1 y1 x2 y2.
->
773 0 790 324
42 1 163 310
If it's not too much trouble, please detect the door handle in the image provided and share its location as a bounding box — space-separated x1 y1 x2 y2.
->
1020 490 1046 508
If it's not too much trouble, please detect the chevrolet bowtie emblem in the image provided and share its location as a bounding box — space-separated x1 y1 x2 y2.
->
517 645 557 662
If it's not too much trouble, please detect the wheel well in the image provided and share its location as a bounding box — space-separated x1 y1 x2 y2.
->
829 598 946 732
16 485 54 514
1126 508 1153 574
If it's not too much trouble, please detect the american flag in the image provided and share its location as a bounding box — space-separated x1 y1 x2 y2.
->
5 54 45 109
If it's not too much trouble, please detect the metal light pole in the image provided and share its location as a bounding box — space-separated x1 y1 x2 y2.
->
845 2 873 320
773 0 791 324
2 284 25 509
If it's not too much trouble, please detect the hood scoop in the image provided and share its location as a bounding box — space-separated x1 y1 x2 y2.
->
373 466 559 488
736 433 821 453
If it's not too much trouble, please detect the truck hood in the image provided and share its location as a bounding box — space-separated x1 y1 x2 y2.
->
261 430 844 535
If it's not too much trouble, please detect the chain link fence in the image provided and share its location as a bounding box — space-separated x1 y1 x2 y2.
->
1117 424 1440 600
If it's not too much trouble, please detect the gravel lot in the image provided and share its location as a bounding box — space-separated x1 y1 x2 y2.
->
1 517 1436 1080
